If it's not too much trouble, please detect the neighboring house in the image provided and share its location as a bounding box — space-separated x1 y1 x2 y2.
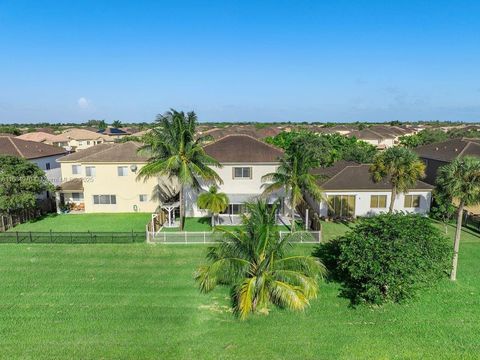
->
0 135 67 185
415 138 480 185
56 142 172 213
97 127 131 139
50 128 113 151
308 161 433 218
16 131 59 144
185 134 287 221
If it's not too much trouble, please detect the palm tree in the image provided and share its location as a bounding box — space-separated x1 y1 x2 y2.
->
195 200 325 319
137 109 222 229
197 186 229 226
262 153 323 232
436 157 480 281
111 120 122 128
370 147 426 213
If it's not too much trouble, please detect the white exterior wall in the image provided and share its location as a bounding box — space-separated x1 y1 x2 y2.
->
30 154 62 171
318 190 432 217
185 162 281 217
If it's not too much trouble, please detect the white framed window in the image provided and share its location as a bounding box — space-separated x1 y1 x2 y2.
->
93 195 116 205
87 141 91 145
233 167 252 179
404 195 420 208
78 141 83 146
72 192 84 201
139 194 148 202
72 164 81 175
85 166 96 177
370 195 387 208
117 166 128 176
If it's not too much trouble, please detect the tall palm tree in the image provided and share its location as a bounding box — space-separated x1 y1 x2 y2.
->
436 157 480 281
111 120 122 128
195 200 325 319
370 147 426 213
137 109 222 229
262 153 323 232
197 186 229 226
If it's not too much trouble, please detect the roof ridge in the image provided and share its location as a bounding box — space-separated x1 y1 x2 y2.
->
322 163 363 186
9 137 25 157
205 133 284 153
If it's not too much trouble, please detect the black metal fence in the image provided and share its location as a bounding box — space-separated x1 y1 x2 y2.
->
0 231 145 244
463 212 480 233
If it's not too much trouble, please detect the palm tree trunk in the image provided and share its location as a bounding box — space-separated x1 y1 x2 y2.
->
451 200 464 281
290 198 296 232
211 213 215 227
389 187 397 213
179 185 184 230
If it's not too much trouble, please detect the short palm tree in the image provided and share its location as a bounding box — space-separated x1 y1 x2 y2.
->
197 186 229 226
137 109 222 229
195 200 325 319
370 147 426 213
436 156 480 281
262 153 323 232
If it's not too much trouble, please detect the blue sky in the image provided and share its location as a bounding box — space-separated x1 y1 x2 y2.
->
0 0 479 123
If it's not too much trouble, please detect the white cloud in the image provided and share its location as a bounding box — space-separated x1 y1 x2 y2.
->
77 97 91 109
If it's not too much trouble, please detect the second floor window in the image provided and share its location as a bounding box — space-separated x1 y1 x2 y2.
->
117 166 128 176
45 163 51 170
72 164 81 175
85 166 96 177
233 167 252 179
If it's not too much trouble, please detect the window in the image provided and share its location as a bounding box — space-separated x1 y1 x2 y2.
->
117 166 128 176
404 195 420 208
370 195 387 208
233 167 251 179
78 141 83 146
45 162 51 170
72 165 81 175
220 204 246 215
72 192 84 201
327 195 356 217
85 166 96 177
87 141 91 145
139 194 148 202
93 195 116 205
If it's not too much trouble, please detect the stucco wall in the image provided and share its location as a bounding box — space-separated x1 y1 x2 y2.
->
185 162 281 217
317 190 432 217
80 163 170 213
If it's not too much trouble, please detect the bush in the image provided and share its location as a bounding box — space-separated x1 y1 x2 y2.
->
315 214 451 305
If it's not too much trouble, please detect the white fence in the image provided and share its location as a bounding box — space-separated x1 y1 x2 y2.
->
147 230 322 244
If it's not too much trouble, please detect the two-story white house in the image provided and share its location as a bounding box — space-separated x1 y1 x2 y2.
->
185 135 287 223
308 160 434 218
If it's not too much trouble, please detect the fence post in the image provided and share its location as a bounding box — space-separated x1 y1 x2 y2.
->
204 232 206 243
16 231 19 243
185 231 187 244
50 229 53 243
71 232 73 243
29 231 32 243
89 231 93 243
132 230 134 243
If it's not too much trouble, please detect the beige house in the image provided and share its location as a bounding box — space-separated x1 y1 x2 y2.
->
57 142 173 213
50 128 113 151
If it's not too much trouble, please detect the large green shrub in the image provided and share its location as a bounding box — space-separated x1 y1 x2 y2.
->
316 214 451 305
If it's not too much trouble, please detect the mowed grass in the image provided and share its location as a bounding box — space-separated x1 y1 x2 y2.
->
8 213 151 232
0 226 479 359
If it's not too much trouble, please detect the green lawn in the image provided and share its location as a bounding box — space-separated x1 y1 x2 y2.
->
0 226 479 359
8 213 151 232
162 217 291 232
